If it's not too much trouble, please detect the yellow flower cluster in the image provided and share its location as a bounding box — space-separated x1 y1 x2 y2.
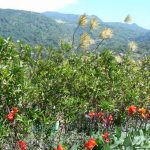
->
90 18 99 30
128 41 138 51
100 28 113 39
78 14 88 26
79 32 94 49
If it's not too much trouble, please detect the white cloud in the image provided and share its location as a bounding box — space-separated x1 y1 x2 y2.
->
0 0 79 12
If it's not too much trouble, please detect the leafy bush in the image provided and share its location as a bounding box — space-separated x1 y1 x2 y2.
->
0 36 149 149
0 14 150 149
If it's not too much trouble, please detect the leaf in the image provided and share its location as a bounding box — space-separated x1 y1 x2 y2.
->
16 114 24 122
103 144 111 150
132 135 145 146
70 144 78 150
126 146 133 150
124 135 132 147
115 127 122 138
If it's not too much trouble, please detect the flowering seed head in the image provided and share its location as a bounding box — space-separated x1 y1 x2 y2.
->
79 32 94 49
78 14 88 26
124 15 132 23
90 17 99 30
100 28 113 39
128 41 138 51
115 55 123 63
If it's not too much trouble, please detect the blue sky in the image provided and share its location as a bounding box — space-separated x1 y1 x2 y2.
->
0 0 150 29
59 0 150 30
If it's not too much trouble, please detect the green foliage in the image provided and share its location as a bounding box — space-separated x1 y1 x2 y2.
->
0 37 149 149
110 127 150 149
0 37 149 117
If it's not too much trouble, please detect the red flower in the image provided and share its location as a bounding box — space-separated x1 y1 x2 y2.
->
108 114 113 121
6 107 19 121
54 144 65 150
145 113 150 119
12 107 19 113
139 108 146 114
96 112 104 119
88 112 95 119
105 138 110 143
6 111 15 121
102 132 109 139
138 107 146 118
103 118 110 126
84 138 97 150
102 132 110 143
17 140 27 150
127 105 137 115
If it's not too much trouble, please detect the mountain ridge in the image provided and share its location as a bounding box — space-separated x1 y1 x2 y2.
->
0 8 150 55
43 11 149 31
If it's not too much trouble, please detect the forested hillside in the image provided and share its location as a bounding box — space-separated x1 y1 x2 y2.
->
0 9 150 55
0 9 73 46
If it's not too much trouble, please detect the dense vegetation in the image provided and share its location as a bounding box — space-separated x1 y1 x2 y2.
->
0 37 149 149
0 12 150 149
0 9 150 55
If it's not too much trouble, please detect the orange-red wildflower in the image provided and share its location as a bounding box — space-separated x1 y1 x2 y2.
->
139 108 146 117
127 105 137 115
88 112 95 119
17 140 27 150
84 138 97 149
6 111 15 121
12 107 19 113
6 107 19 121
54 144 65 150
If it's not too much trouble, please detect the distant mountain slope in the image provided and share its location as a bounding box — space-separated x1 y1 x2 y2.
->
43 11 102 24
0 9 150 55
103 22 148 41
0 9 73 46
43 11 79 24
136 32 150 42
135 32 150 55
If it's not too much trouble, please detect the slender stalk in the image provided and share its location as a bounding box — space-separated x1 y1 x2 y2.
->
144 119 147 130
93 39 104 51
75 44 81 52
72 25 80 48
